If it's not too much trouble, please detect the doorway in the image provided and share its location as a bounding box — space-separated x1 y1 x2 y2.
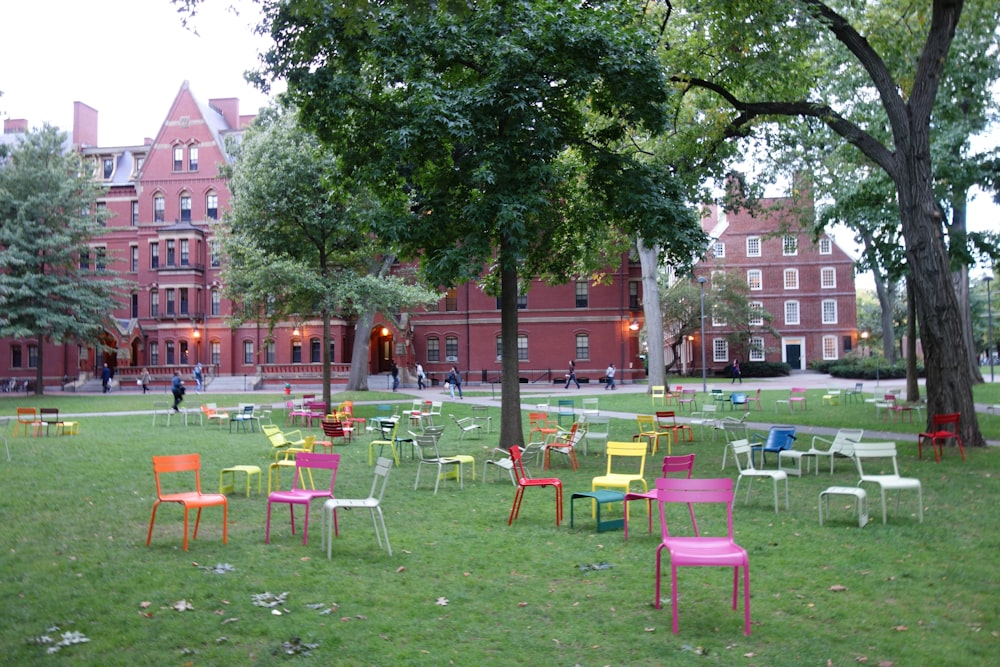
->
783 340 803 370
369 325 394 373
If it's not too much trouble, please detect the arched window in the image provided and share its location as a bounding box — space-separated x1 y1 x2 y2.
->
153 194 165 223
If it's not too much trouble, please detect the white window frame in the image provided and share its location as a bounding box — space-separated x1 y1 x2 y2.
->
747 269 762 291
746 236 761 257
783 268 799 290
822 299 838 324
822 335 838 360
819 237 832 255
749 301 764 327
820 267 836 289
712 338 729 363
784 301 800 325
712 241 725 258
782 235 798 256
749 336 765 361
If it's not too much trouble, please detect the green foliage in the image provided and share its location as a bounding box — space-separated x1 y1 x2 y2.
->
739 361 790 378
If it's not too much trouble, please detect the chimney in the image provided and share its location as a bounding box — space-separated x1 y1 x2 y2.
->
4 118 28 134
209 97 239 130
73 101 99 147
239 114 256 129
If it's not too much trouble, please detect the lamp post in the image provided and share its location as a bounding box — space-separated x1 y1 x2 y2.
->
986 275 994 383
697 276 708 393
861 330 878 386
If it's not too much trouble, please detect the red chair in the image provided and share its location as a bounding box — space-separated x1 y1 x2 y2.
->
918 413 965 463
656 411 693 445
655 477 751 636
147 453 228 551
508 445 563 526
316 419 350 451
624 454 696 539
265 452 340 545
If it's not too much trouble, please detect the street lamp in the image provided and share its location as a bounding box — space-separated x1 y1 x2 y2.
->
986 274 994 383
697 276 708 393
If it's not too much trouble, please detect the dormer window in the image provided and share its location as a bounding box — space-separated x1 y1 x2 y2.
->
103 158 114 179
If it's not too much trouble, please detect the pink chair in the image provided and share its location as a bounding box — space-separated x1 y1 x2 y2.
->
624 454 696 540
265 452 340 545
655 477 751 636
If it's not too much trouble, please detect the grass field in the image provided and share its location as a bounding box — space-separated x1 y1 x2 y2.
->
1 384 998 665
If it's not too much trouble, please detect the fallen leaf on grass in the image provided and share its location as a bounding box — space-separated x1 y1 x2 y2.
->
436 597 449 606
892 625 908 631
828 585 848 592
173 600 194 612
396 566 407 573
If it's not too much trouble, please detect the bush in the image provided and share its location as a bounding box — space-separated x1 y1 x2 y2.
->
740 361 790 377
825 357 925 380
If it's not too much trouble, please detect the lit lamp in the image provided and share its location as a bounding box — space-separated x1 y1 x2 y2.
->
629 319 639 331
697 276 708 393
292 325 301 337
986 274 994 383
381 327 390 337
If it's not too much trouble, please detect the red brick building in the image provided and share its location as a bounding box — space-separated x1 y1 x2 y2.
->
691 189 858 373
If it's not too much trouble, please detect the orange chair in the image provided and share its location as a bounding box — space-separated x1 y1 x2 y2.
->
508 445 563 526
14 407 41 437
528 412 559 443
656 411 693 446
918 413 965 463
543 422 582 471
147 453 228 551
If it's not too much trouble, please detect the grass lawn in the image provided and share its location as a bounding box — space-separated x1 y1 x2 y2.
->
1 386 998 665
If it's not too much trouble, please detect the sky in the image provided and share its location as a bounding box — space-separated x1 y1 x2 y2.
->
1 1 995 282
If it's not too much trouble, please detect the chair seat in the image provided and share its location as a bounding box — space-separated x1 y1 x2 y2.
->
661 536 748 566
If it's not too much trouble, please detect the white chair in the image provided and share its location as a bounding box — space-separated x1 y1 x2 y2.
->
582 398 600 416
805 429 864 474
412 434 464 495
449 414 482 440
322 457 393 557
483 447 518 486
689 404 720 439
580 414 610 456
730 439 789 514
853 441 923 524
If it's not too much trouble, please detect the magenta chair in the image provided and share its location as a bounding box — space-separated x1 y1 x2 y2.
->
624 453 696 540
265 452 340 545
655 477 751 636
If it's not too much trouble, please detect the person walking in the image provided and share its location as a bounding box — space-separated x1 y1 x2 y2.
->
391 361 400 392
170 371 185 412
447 366 463 399
564 360 580 389
101 363 112 394
605 363 616 390
416 362 426 390
140 368 151 394
193 362 204 394
731 359 742 384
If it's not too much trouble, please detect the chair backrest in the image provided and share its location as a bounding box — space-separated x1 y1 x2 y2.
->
604 441 647 477
292 452 340 492
509 445 529 482
700 404 718 415
557 399 574 414
16 407 37 423
661 453 696 477
730 393 747 406
651 386 666 402
729 439 755 471
582 398 599 414
529 412 550 430
637 414 656 432
655 411 677 427
377 419 398 440
831 428 864 456
721 420 749 442
429 401 443 416
853 441 902 478
369 457 394 501
242 404 255 416
711 388 724 397
40 407 59 423
790 388 806 398
554 422 581 448
761 426 796 452
583 415 610 436
412 434 442 462
931 413 960 432
322 419 345 438
656 477 734 539
375 404 393 419
152 453 203 496
422 425 446 442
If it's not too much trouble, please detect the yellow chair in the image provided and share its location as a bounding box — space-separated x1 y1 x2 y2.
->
369 419 401 466
634 414 670 455
269 435 316 493
651 386 667 406
591 441 648 518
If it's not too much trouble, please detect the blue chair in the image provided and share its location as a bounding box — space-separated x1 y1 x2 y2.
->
750 426 796 468
557 399 575 427
730 392 748 411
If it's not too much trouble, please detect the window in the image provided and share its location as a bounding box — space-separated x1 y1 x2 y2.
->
211 341 221 366
210 241 221 268
130 245 138 272
712 338 729 363
180 340 189 364
746 236 761 257
426 337 440 362
131 293 139 318
149 342 159 366
820 267 836 289
629 281 640 310
575 333 590 360
206 193 218 220
517 334 528 361
150 242 159 269
173 146 184 171
711 307 726 327
822 299 838 324
188 146 198 171
445 288 458 312
749 301 764 327
180 239 189 266
79 249 90 271
747 270 762 291
265 341 275 364
823 335 838 360
134 156 144 175
179 288 189 316
445 336 459 360
310 338 321 363
166 240 175 266
103 157 114 179
166 341 175 365
749 336 765 361
782 235 798 255
166 289 176 316
243 341 254 365
94 247 106 273
291 340 302 363
500 293 527 309
154 195 165 223
783 268 799 290
211 289 220 316
575 281 588 308
819 237 832 255
150 290 159 317
712 241 725 258
131 201 139 226
784 301 800 325
11 345 21 368
180 195 191 223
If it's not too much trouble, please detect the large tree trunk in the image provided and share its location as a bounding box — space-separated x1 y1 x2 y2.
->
637 239 664 392
949 193 984 383
905 277 919 402
322 308 332 408
861 232 898 363
498 242 525 450
346 310 374 391
34 334 45 396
